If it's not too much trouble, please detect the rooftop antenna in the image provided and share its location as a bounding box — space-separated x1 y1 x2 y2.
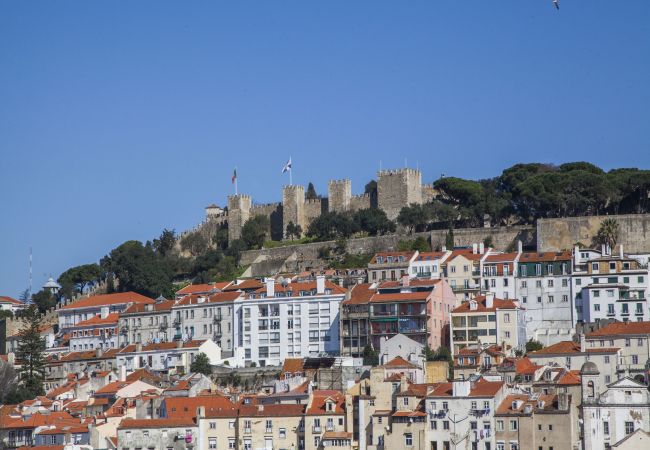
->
29 246 33 301
405 158 407 168
379 160 382 171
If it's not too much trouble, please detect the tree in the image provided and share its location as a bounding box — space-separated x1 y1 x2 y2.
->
153 229 176 256
397 237 430 253
445 226 454 249
101 240 173 298
362 345 379 366
285 221 303 240
31 290 57 314
58 263 101 296
525 340 544 353
306 212 358 241
241 215 270 249
306 182 319 200
397 204 429 233
595 218 620 250
0 358 17 404
483 235 494 248
180 231 209 257
422 345 436 362
14 305 46 400
190 352 212 376
353 208 395 236
213 226 229 251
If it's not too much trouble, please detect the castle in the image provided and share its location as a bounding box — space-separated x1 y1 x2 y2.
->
205 168 437 243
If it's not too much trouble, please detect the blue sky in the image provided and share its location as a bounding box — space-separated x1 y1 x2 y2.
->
1 1 649 297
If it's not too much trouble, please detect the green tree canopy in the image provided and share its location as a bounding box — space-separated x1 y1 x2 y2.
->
285 221 303 240
306 182 319 200
241 215 270 249
190 352 213 376
353 208 395 236
397 204 430 233
12 305 46 401
525 339 544 353
306 212 359 241
153 228 176 256
57 263 101 297
594 218 620 249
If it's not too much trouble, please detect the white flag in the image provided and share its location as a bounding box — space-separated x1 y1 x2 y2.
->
282 157 292 173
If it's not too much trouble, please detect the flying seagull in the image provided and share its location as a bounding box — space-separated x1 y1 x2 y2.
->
553 0 559 10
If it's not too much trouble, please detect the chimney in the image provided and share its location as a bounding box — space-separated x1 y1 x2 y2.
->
518 240 523 254
472 243 478 254
177 340 183 349
601 244 607 256
400 375 408 393
316 275 325 295
579 333 586 352
479 242 485 254
119 365 126 382
442 246 447 252
266 278 275 297
100 307 109 319
401 275 410 287
197 406 206 419
619 244 624 259
96 348 103 358
574 245 581 265
136 343 142 353
558 392 569 411
485 292 494 309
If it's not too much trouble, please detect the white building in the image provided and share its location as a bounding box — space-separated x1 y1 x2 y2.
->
515 251 574 346
482 250 521 301
409 251 450 279
58 292 155 331
0 295 26 314
580 361 650 450
234 276 347 367
69 310 118 351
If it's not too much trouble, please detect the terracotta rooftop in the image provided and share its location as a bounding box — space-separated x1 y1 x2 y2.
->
71 313 119 327
342 283 376 305
176 282 232 295
380 356 420 369
0 295 22 305
95 381 134 395
118 417 197 429
378 279 442 289
306 390 346 415
529 341 620 356
4 412 75 429
518 251 572 263
428 378 504 398
370 291 431 303
239 403 305 417
446 248 485 262
252 280 347 296
60 292 154 310
281 358 305 378
322 431 353 439
484 252 519 263
452 296 519 313
164 396 237 418
222 279 264 291
369 251 416 264
496 394 562 415
586 321 650 338
176 291 242 306
123 299 175 314
119 340 206 353
414 252 447 261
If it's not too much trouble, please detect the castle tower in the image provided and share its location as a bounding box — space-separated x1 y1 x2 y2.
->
328 179 352 213
227 194 252 242
282 185 306 239
377 168 423 220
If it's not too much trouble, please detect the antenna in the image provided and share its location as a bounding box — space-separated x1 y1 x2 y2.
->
29 246 33 301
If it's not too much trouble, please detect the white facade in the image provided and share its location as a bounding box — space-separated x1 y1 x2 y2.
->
116 339 222 375
409 251 450 279
234 277 346 367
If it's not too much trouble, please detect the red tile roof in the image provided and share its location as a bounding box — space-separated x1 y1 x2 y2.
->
496 394 560 415
378 279 442 289
176 282 232 295
95 381 134 395
164 396 237 418
71 313 119 327
518 251 572 263
485 252 519 263
252 280 346 296
60 292 154 310
123 299 175 314
0 296 22 305
529 341 620 356
380 356 419 369
585 321 650 338
446 248 484 262
322 431 353 439
428 379 504 398
119 340 206 353
222 279 264 291
126 368 163 385
306 390 346 415
239 403 305 417
4 412 75 429
175 291 242 306
370 251 416 263
414 252 447 261
452 296 519 313
342 283 376 305
392 410 427 417
281 358 305 378
118 417 196 429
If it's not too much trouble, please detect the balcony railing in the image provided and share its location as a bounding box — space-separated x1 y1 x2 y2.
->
313 426 322 432
213 315 223 323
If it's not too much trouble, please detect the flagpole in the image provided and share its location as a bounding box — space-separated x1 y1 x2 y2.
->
235 167 238 195
290 156 293 185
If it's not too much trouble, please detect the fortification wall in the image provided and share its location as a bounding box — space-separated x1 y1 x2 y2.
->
537 214 650 253
421 184 437 203
304 198 326 224
251 203 283 241
283 185 306 239
349 194 371 212
328 179 352 212
227 195 251 242
378 169 423 220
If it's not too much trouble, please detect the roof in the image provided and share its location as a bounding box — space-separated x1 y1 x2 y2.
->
485 252 519 263
118 418 197 429
586 321 650 338
71 312 119 327
496 394 561 415
370 251 416 263
252 280 347 296
239 403 305 417
518 251 572 263
123 299 175 314
119 340 206 353
222 279 264 291
175 291 242 306
0 295 22 305
95 381 134 395
3 412 74 429
176 282 232 295
322 431 353 440
59 292 154 310
281 358 304 377
306 390 346 415
392 410 427 417
380 356 420 369
126 368 163 385
165 396 237 418
452 296 519 314
378 279 442 289
414 252 446 261
428 379 504 398
342 283 376 305
529 341 620 356
446 248 484 262
370 292 431 303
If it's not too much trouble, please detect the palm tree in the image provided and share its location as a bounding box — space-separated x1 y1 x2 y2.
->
595 218 620 251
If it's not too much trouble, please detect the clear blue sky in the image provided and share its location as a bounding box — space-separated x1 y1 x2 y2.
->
1 1 649 297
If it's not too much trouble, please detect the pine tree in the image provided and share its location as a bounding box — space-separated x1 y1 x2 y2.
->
445 226 455 249
15 305 46 399
306 182 318 200
190 352 212 376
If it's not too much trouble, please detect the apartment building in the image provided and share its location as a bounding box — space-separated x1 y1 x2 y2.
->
367 251 419 282
68 311 118 351
174 281 232 299
580 362 650 450
171 291 243 357
118 298 175 346
340 283 375 357
117 418 198 450
494 392 578 450
515 251 573 346
409 251 450 279
583 321 650 379
233 276 347 366
450 293 525 355
57 292 155 331
443 246 488 301
483 251 520 300
572 246 649 323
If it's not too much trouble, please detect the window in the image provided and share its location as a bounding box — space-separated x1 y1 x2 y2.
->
632 355 639 364
504 313 510 323
521 281 527 288
279 428 286 439
522 296 527 304
594 304 600 312
209 438 217 449
608 304 615 315
403 397 409 406
510 420 517 431
562 295 568 302
604 356 610 363
405 433 413 446
603 421 610 435
625 339 631 347
548 295 554 303
625 421 634 435
430 420 437 430
443 421 450 430
496 420 504 431
548 279 554 287
229 439 236 449
209 422 216 429
510 444 518 450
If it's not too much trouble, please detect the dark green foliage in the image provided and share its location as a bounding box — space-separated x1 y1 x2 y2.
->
285 221 303 240
213 226 230 251
190 352 212 376
445 226 454 249
364 180 377 196
180 231 209 256
594 218 620 249
31 290 57 314
241 215 270 249
483 235 494 248
353 208 396 236
15 305 46 400
362 345 379 366
0 309 14 320
306 212 359 241
397 237 430 252
317 247 331 259
306 182 319 200
525 340 544 353
101 240 174 298
397 204 430 233
153 229 176 256
422 345 436 361
58 263 101 297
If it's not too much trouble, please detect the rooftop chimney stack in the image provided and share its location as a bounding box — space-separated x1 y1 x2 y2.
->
619 244 624 259
518 240 523 254
574 245 581 265
479 242 485 254
266 278 275 297
485 292 495 309
316 275 325 294
472 243 478 254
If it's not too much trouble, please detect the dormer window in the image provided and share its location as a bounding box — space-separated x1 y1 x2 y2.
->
376 257 383 264
326 401 334 412
387 256 393 263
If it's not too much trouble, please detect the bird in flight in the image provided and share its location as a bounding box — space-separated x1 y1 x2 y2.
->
553 0 559 9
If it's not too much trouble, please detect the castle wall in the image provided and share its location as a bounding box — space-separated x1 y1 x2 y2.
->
421 184 437 203
377 169 423 220
349 194 371 212
282 185 306 239
305 198 326 224
328 180 352 213
537 214 650 253
251 203 284 241
227 195 251 242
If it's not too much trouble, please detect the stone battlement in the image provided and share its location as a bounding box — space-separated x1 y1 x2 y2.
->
378 168 421 176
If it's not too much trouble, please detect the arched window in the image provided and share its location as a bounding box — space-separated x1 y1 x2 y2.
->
587 380 595 398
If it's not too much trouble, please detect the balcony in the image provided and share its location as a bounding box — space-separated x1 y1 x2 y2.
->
213 315 223 323
159 322 168 330
173 318 182 326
